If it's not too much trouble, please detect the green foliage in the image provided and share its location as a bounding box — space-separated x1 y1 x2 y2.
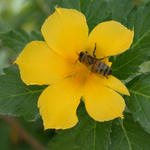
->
0 66 45 121
111 2 150 80
0 0 49 31
1 0 150 150
0 117 51 150
0 30 43 55
109 113 150 150
83 0 110 31
126 73 150 134
0 120 11 150
112 29 150 79
45 0 111 31
134 3 150 42
45 0 136 31
108 0 135 28
49 103 112 150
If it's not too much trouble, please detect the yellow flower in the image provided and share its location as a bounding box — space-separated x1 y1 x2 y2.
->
15 8 134 130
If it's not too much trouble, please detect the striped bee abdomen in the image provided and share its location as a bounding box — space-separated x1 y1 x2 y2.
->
91 61 112 76
78 51 112 77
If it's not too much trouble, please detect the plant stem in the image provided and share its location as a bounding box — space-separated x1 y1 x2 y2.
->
1 115 47 150
119 119 132 150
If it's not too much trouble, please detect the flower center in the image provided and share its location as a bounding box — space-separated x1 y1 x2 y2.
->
64 60 91 87
63 53 112 88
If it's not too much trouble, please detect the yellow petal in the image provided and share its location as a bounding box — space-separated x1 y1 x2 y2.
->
96 75 130 95
83 74 125 121
15 41 69 85
42 8 89 60
101 57 112 67
88 20 134 58
38 78 82 130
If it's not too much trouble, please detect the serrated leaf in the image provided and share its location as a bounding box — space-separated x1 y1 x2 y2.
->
112 28 150 80
112 2 150 80
45 0 111 31
125 73 150 134
0 66 45 121
45 0 136 31
45 0 147 80
82 0 111 31
0 30 43 54
134 3 150 42
109 113 150 150
109 0 135 28
49 103 112 150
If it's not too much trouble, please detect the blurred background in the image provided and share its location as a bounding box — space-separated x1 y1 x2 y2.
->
0 0 51 75
0 0 150 150
0 0 54 150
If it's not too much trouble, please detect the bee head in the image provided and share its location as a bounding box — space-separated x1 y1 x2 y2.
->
78 51 85 62
79 51 84 57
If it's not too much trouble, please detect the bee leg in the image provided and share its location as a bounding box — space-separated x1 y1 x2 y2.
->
99 56 108 61
93 43 96 57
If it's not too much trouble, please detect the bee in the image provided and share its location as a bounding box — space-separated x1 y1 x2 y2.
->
78 44 112 78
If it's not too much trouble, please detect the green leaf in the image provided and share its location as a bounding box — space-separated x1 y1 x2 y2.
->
112 2 150 80
45 0 111 31
0 66 45 121
45 0 82 11
0 30 43 54
45 0 136 31
140 61 150 73
49 103 112 150
0 120 11 150
109 113 150 150
134 3 150 42
112 28 150 80
45 0 148 80
125 73 150 134
108 0 135 29
81 0 110 31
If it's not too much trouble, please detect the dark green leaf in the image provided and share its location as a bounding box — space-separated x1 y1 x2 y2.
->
125 73 150 134
112 29 150 80
45 0 111 31
109 113 150 150
109 0 135 29
45 0 80 11
49 103 112 150
112 2 150 80
82 0 111 31
134 3 150 42
0 66 45 121
45 0 136 31
0 120 11 150
0 30 43 54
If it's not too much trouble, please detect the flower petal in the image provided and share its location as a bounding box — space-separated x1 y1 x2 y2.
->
15 41 69 85
83 74 125 121
95 74 129 95
88 21 134 58
42 8 89 60
38 78 82 129
101 57 112 67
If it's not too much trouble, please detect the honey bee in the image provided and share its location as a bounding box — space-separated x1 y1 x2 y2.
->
78 44 112 78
